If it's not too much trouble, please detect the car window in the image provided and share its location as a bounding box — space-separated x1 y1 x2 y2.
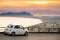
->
20 25 24 29
14 25 20 29
7 25 13 28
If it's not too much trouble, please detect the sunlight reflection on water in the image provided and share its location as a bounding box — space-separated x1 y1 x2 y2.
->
0 17 43 27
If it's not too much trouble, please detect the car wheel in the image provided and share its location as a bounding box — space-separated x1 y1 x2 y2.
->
24 32 28 36
11 32 15 36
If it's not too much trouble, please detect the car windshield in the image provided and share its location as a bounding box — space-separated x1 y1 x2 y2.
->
7 25 13 28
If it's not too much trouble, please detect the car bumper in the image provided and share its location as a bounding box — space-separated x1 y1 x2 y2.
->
4 30 11 35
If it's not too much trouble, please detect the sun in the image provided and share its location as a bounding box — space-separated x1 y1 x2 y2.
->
34 1 48 5
26 1 49 5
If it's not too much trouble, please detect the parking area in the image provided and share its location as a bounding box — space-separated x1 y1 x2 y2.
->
0 33 60 40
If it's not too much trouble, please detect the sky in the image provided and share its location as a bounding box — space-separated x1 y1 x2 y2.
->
0 0 60 16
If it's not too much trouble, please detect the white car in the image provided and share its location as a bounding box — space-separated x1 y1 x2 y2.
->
4 24 28 36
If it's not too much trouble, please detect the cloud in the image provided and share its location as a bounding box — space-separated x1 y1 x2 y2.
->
28 5 60 16
0 0 60 16
30 10 60 16
0 5 60 16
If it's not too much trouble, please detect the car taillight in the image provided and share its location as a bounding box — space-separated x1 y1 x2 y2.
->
5 29 11 31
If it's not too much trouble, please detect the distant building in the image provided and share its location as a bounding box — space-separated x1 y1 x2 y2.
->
26 22 60 32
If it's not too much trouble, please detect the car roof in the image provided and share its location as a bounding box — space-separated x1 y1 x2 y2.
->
8 24 23 26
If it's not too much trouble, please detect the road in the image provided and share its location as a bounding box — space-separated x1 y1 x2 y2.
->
0 33 60 40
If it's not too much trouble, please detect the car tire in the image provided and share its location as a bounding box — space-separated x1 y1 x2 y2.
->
11 32 15 36
24 32 28 36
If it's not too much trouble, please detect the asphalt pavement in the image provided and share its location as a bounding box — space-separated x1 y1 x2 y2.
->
0 33 60 40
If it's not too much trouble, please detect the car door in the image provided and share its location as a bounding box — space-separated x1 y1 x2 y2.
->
19 25 25 34
14 25 21 34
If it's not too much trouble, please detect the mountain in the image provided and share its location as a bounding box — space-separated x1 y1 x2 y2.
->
0 11 33 17
0 11 60 19
40 16 60 19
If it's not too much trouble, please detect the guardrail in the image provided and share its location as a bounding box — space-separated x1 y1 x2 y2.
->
0 27 60 33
